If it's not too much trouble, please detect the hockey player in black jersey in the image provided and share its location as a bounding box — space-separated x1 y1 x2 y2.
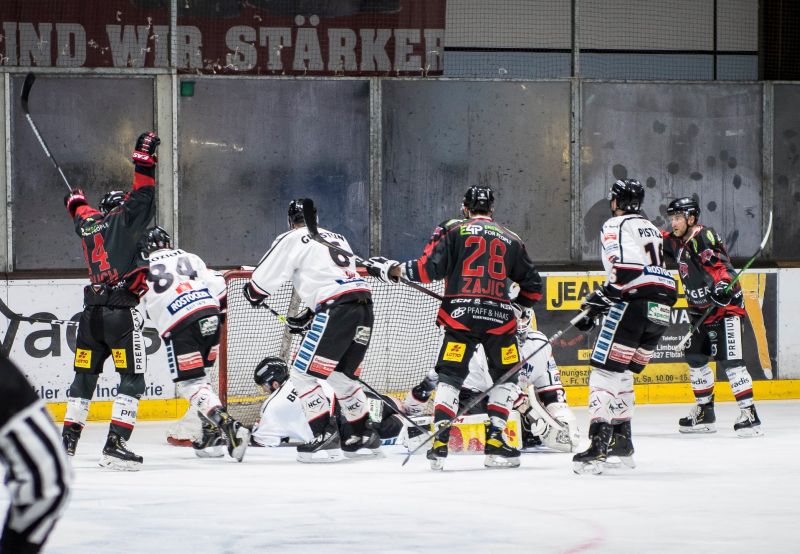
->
572 180 677 474
0 355 72 554
61 131 159 471
368 185 543 470
663 197 762 436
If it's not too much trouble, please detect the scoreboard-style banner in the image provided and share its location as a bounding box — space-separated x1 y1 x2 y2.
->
0 0 445 76
538 271 778 386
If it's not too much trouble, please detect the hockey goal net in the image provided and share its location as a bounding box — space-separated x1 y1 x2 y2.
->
211 269 444 428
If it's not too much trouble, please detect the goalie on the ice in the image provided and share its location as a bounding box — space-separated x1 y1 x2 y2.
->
406 302 580 454
249 357 413 448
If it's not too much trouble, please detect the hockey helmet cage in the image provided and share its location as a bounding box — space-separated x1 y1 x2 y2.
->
254 356 289 390
608 179 644 214
667 197 701 220
100 190 127 214
287 198 316 229
144 226 172 253
462 186 495 214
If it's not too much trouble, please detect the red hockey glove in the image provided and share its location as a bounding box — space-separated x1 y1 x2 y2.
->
63 188 88 216
131 132 160 167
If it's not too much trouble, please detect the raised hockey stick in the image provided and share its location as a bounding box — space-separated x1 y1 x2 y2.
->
675 210 773 351
401 308 590 466
21 73 73 192
301 199 443 302
0 296 159 338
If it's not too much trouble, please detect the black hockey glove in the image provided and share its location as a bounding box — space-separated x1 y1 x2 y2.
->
581 288 615 317
710 280 732 307
364 256 401 283
573 312 599 332
243 283 268 307
286 308 314 334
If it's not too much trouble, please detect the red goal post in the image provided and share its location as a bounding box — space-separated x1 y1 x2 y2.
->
217 268 444 427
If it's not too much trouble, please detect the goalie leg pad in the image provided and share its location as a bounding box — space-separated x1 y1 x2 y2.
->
587 368 634 424
176 377 223 416
721 362 754 408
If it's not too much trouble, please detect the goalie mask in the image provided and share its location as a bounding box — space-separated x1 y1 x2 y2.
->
462 185 494 215
143 226 172 253
608 179 644 215
287 198 317 229
99 190 127 214
254 356 289 392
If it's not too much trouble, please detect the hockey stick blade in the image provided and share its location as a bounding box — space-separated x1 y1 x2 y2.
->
675 210 773 351
300 199 442 302
21 73 35 113
0 296 159 338
19 73 72 192
401 308 589 466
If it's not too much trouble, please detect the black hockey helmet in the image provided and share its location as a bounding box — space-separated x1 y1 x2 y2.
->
666 197 701 220
462 185 495 214
608 179 644 214
254 356 289 391
287 198 316 229
144 226 172 253
100 190 127 214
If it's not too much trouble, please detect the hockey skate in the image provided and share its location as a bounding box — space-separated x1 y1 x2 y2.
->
99 432 143 472
679 402 716 434
572 422 613 475
208 408 250 462
484 426 521 468
62 423 82 456
734 405 763 438
297 422 343 463
192 417 226 458
342 426 383 459
426 439 448 471
604 421 635 470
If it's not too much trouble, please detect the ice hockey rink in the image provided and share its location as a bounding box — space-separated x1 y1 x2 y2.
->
2 400 794 553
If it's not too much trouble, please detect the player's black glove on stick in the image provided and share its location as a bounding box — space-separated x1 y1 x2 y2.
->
243 283 268 307
710 280 732 307
286 308 314 334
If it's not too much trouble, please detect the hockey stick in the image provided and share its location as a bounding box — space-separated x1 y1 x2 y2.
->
301 199 443 302
401 308 589 466
675 210 773 351
0 296 159 338
21 73 73 192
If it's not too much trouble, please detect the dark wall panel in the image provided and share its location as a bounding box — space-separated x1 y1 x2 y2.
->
382 80 571 262
178 79 370 266
12 76 154 270
773 85 800 260
581 83 763 260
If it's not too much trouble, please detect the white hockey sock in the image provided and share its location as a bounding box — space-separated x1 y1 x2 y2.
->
690 364 715 404
433 383 459 422
724 365 754 408
64 397 90 428
291 369 331 432
111 394 139 432
176 377 222 417
588 368 634 423
487 382 517 430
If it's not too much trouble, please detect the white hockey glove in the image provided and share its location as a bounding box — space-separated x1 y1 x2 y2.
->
364 256 401 284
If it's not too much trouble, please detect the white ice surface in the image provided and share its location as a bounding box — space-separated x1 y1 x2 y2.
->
3 401 799 553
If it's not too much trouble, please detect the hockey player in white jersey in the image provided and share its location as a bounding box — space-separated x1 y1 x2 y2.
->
244 199 379 463
140 226 250 462
571 179 677 474
250 357 412 448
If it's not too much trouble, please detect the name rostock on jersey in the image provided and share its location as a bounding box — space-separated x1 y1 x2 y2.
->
140 248 226 336
250 227 370 310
